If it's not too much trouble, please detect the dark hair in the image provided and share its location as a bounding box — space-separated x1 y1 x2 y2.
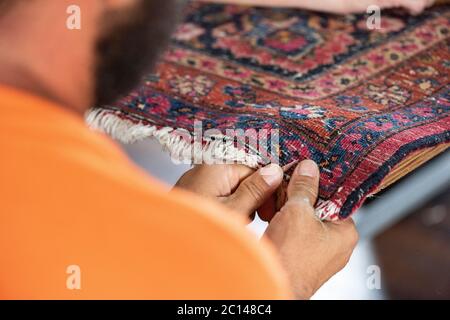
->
0 1 15 15
0 1 12 8
94 0 181 106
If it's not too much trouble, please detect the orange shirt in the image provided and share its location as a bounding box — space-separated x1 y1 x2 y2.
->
0 86 290 299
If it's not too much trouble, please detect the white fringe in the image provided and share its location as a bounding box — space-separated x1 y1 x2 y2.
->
85 108 261 168
315 199 341 221
85 108 342 221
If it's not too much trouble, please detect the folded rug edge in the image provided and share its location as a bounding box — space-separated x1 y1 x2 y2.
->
86 108 450 222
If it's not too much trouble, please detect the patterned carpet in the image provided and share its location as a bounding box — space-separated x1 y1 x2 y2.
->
88 3 450 220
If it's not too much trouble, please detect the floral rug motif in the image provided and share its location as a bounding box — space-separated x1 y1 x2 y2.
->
88 3 450 220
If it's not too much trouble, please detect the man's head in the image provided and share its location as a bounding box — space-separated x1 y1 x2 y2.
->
94 0 181 106
0 0 181 112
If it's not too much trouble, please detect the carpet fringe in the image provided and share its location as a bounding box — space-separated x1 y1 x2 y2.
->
85 108 341 221
315 199 341 221
86 108 261 168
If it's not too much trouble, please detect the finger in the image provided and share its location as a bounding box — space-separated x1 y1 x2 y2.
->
287 159 320 207
182 164 254 196
193 164 255 185
399 0 428 14
227 164 283 216
257 194 277 222
224 164 256 193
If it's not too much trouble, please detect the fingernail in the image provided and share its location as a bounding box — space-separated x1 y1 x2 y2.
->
259 164 283 186
295 160 318 178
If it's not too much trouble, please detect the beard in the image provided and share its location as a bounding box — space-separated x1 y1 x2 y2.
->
94 0 183 106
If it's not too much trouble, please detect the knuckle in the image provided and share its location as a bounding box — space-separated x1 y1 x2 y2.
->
343 219 359 247
330 221 358 250
290 178 318 199
340 253 352 270
282 200 314 215
193 164 207 173
241 179 265 202
349 227 359 247
340 248 355 267
336 221 359 248
291 175 315 188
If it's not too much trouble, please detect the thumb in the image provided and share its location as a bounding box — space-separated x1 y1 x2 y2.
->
226 164 283 216
399 0 428 14
287 159 320 207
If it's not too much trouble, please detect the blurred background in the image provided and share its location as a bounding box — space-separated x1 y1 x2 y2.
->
121 139 450 299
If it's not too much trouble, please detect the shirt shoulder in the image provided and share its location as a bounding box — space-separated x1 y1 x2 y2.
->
0 87 290 299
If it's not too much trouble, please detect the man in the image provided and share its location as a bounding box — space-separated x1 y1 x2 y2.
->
0 0 360 299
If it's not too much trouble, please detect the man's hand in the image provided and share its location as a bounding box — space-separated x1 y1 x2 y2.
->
264 160 359 299
175 164 284 219
335 0 434 15
201 0 434 15
176 161 358 299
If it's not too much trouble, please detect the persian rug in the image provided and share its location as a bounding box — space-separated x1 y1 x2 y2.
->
87 3 450 220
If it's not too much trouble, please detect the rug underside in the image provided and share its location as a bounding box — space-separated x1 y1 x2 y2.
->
87 3 450 220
